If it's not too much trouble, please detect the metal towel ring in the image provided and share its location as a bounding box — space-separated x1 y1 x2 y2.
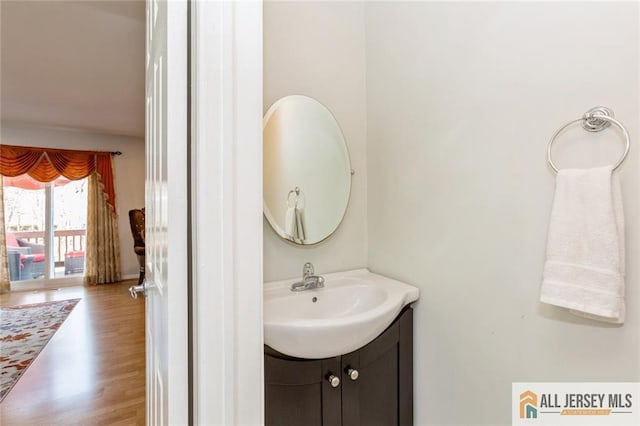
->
287 187 305 209
547 106 630 173
287 187 300 208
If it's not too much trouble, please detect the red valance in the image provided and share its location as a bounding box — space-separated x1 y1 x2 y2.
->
0 145 117 210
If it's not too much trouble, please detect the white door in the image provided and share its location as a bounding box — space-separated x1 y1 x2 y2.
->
138 0 188 424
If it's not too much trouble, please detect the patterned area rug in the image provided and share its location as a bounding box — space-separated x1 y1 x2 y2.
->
0 298 80 402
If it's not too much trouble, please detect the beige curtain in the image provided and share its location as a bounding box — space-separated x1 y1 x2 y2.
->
0 176 9 293
84 173 121 285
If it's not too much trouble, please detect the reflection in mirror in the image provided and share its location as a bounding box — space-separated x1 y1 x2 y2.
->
263 95 352 245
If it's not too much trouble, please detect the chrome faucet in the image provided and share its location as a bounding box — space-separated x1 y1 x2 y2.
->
291 262 325 292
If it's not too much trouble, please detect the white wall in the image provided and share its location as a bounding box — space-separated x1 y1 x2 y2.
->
263 1 367 281
366 2 639 425
1 123 145 278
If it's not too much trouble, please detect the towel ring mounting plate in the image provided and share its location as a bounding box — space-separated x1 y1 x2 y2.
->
547 106 630 173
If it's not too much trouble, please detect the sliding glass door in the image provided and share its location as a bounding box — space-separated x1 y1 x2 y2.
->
3 174 87 282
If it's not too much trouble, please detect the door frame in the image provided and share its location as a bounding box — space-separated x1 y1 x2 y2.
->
190 1 263 424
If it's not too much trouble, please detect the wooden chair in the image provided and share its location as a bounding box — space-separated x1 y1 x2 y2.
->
128 208 145 285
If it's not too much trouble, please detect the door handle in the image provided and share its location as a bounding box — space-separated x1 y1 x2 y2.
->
129 281 148 299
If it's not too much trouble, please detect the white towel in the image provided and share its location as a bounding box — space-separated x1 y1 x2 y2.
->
285 206 297 242
295 206 305 243
540 166 625 324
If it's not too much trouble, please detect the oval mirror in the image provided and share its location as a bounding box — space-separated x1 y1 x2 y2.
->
263 95 352 245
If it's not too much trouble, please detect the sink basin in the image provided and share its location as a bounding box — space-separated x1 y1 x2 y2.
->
264 268 419 359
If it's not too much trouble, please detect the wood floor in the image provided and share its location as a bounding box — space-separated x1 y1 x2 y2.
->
0 281 145 425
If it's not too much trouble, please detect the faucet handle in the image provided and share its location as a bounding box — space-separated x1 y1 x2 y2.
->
303 262 314 278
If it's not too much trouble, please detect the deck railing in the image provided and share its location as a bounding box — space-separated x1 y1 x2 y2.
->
13 229 86 265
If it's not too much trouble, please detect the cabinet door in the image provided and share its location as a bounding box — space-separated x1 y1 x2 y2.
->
265 353 341 426
342 308 413 426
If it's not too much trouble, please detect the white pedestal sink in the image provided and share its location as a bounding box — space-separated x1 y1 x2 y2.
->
264 268 419 359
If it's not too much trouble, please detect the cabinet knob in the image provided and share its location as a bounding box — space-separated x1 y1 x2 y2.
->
346 367 359 381
327 374 340 388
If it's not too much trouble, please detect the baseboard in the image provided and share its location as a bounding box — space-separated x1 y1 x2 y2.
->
10 276 84 292
10 273 141 293
121 273 139 281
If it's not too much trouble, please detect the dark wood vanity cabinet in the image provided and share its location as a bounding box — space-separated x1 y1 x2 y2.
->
265 307 413 426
